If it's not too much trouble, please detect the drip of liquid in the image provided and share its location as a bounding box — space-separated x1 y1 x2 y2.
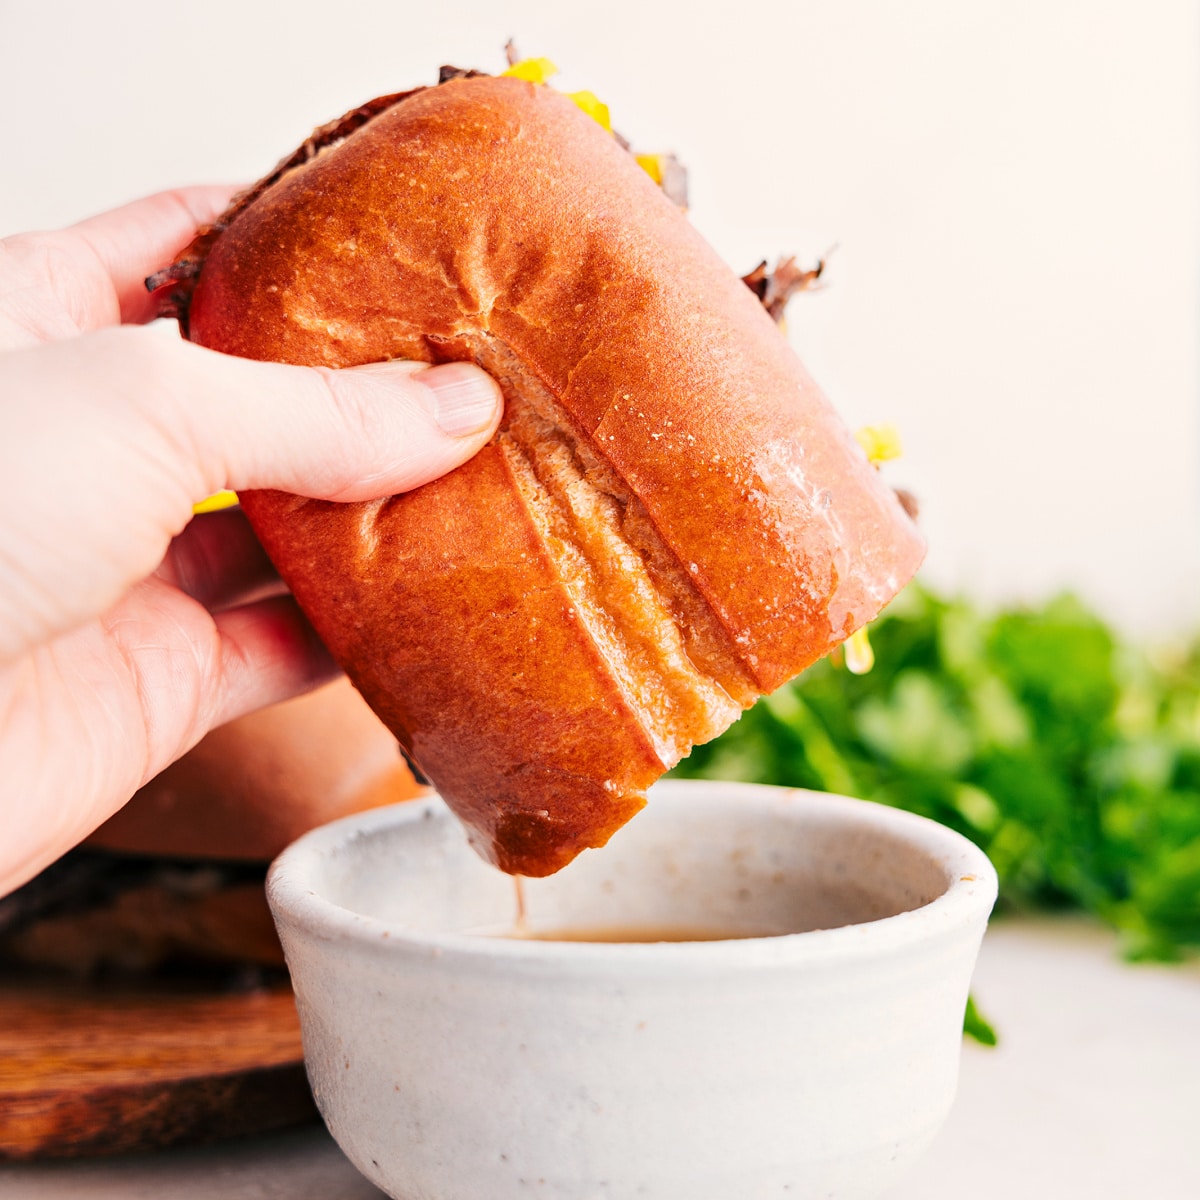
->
512 875 528 938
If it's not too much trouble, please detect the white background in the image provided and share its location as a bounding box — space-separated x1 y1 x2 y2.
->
3 0 1196 636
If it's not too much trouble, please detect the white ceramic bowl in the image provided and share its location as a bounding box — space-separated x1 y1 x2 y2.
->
268 779 997 1200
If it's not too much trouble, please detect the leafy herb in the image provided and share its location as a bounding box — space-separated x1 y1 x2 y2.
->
674 584 1200 963
962 994 999 1046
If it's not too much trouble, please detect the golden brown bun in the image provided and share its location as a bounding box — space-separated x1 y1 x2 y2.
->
179 75 925 876
88 678 424 862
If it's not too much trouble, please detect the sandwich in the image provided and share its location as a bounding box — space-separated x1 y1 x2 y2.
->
148 59 924 878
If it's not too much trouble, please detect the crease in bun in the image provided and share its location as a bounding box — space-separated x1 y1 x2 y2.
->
494 353 748 763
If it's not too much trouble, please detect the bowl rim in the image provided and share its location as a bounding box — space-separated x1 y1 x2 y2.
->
267 779 998 972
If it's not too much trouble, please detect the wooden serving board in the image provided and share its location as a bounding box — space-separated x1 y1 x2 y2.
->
0 976 317 1160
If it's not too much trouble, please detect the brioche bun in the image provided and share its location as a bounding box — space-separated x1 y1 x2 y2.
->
162 73 924 876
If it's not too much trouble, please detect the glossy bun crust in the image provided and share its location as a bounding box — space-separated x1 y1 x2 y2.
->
182 75 925 875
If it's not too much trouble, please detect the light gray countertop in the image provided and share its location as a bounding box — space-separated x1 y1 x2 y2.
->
2 916 1197 1199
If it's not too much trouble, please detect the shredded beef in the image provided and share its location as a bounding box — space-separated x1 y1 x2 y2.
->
658 153 689 209
894 488 920 521
439 65 487 84
741 255 827 324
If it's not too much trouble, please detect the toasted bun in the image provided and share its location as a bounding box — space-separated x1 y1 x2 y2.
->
87 678 423 862
174 75 924 876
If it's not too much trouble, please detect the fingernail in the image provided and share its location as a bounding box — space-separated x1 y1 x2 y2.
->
415 362 502 437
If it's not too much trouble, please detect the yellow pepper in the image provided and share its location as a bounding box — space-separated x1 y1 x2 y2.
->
843 626 875 675
566 90 611 132
501 57 559 85
855 424 903 465
192 490 239 515
503 57 662 185
634 153 666 184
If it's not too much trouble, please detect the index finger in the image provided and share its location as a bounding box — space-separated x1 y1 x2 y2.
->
0 187 239 350
68 185 238 325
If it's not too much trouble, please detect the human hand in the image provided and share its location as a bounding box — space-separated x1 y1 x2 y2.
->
0 189 503 895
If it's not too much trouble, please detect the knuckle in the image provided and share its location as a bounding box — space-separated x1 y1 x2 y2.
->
314 365 370 424
301 365 418 497
313 364 400 447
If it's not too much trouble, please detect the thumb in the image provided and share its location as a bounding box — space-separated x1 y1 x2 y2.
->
0 327 504 659
158 336 505 502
